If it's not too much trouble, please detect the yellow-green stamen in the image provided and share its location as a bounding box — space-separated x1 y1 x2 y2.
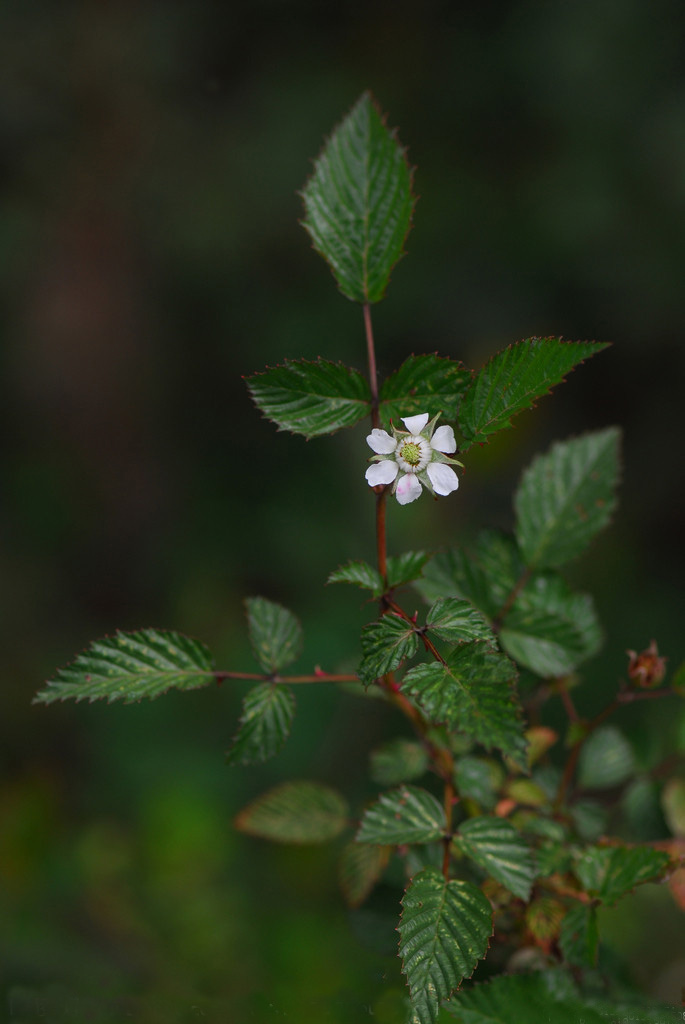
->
400 442 421 466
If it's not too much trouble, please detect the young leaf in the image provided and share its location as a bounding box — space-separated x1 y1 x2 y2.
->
399 867 492 1024
338 841 390 908
356 785 446 845
245 597 303 673
379 354 471 424
386 550 431 591
499 575 602 677
459 337 608 449
560 903 599 968
455 816 536 900
426 597 494 645
34 629 214 704
370 738 429 786
358 613 418 685
327 560 384 596
225 683 295 766
577 725 635 790
402 643 527 768
235 781 349 843
246 358 371 438
573 844 671 905
514 428 621 570
301 91 415 304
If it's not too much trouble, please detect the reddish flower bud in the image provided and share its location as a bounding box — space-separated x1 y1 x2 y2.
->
626 640 666 689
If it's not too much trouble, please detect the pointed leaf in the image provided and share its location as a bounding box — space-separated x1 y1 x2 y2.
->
357 785 446 845
416 530 524 619
515 428 621 569
577 725 635 790
225 683 295 766
387 550 431 591
327 560 384 596
246 358 371 438
573 844 671 905
426 598 494 645
245 597 303 673
370 738 429 786
301 91 414 304
402 644 527 767
399 867 492 1024
455 816 536 900
499 575 602 677
379 354 472 424
559 904 599 968
34 629 214 704
459 338 608 449
235 781 348 843
358 613 418 685
339 841 390 907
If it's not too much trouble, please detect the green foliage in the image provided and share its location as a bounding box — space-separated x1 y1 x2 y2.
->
445 971 607 1024
379 354 471 424
235 781 349 843
662 777 685 836
358 613 419 685
416 530 523 618
515 428 621 569
245 596 303 673
559 904 599 968
338 841 390 907
573 844 671 905
453 757 503 810
577 725 635 790
34 629 215 704
328 551 429 598
386 551 432 591
459 338 608 449
399 867 493 1024
370 738 429 785
225 683 295 766
425 598 494 645
328 559 383 595
301 91 414 303
356 785 446 845
454 816 536 900
402 644 527 767
246 358 371 438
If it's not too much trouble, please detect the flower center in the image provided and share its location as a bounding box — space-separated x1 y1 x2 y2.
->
399 442 422 466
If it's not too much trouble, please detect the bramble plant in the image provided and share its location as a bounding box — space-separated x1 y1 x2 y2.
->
36 93 685 1024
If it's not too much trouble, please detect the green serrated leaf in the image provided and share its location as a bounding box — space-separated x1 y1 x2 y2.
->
379 354 472 424
358 613 418 685
402 643 527 768
445 971 607 1024
399 867 492 1024
426 597 494 645
301 92 414 304
370 738 429 786
577 725 635 791
415 530 524 620
559 903 599 968
459 338 608 449
246 358 371 438
515 428 621 570
225 683 295 766
235 781 348 843
499 574 602 677
454 757 504 811
574 844 671 905
34 629 215 704
327 560 384 596
245 597 303 673
357 785 446 845
338 841 390 908
387 550 431 590
455 816 536 900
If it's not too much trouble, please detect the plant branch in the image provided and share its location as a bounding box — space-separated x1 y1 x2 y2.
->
363 302 380 428
214 670 359 685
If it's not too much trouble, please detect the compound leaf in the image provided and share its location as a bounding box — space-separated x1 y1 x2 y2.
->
380 354 471 424
225 683 295 766
459 338 608 449
34 629 215 704
245 597 303 673
399 867 492 1024
515 428 621 570
246 358 371 438
357 785 446 845
301 91 414 304
455 816 536 900
235 780 348 843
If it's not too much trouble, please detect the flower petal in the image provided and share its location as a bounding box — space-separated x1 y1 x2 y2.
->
427 462 459 496
401 413 429 435
430 424 457 454
395 473 423 505
366 461 398 487
366 429 397 454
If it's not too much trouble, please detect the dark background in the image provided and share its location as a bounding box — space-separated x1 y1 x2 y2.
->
1 1 684 1021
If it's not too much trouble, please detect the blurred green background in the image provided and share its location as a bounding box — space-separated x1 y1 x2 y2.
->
1 1 684 1021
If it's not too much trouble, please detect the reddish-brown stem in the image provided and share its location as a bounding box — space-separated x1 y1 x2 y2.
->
559 682 579 723
376 489 388 586
363 303 380 428
442 778 456 880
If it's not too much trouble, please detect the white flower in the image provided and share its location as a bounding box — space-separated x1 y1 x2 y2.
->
365 412 462 505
